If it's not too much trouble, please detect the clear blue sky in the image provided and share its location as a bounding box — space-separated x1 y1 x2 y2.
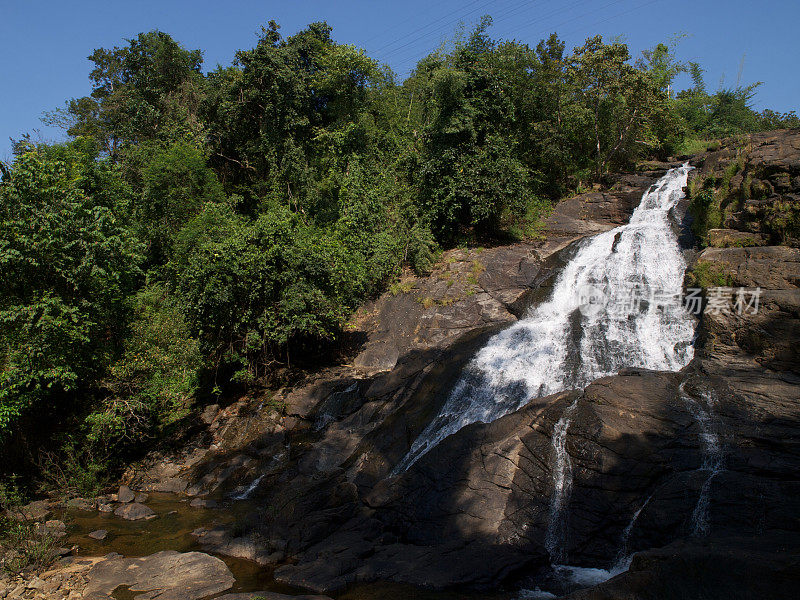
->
2 0 798 161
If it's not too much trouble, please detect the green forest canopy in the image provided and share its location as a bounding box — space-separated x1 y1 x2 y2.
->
1 17 797 484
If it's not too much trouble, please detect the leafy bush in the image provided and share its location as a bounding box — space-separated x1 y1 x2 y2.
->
0 144 143 437
171 204 352 372
687 260 734 289
688 187 723 242
0 476 26 510
0 518 61 576
84 284 202 456
37 443 106 499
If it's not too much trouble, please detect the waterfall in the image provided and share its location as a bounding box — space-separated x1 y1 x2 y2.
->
612 493 654 571
680 382 724 536
394 166 697 473
230 474 264 500
315 382 359 431
544 399 578 562
229 444 289 501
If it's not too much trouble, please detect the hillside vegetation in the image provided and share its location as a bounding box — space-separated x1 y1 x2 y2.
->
1 17 797 493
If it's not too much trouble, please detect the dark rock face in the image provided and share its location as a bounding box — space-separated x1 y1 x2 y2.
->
192 526 275 565
271 364 800 593
216 594 332 600
563 533 800 600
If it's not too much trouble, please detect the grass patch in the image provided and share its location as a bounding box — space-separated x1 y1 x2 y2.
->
416 296 436 309
687 260 734 289
415 294 461 308
388 279 415 296
676 137 721 156
466 260 485 286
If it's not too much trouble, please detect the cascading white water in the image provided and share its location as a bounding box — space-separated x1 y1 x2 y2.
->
680 382 724 536
544 399 578 562
230 445 289 500
230 474 265 500
394 166 697 473
612 493 654 571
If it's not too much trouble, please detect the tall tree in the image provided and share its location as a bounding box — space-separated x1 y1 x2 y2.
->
568 36 662 175
0 143 142 435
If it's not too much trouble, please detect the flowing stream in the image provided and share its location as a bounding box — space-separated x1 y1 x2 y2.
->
395 165 697 474
680 382 724 536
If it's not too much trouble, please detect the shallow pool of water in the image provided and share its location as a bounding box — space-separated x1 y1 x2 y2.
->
57 494 607 599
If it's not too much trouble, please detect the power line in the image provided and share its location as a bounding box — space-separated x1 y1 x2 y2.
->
383 0 665 78
550 0 663 43
369 0 491 55
503 0 627 41
384 0 538 71
493 0 593 34
360 1 473 46
388 0 602 74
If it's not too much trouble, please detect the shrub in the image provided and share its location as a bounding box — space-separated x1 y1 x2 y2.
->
0 518 61 576
0 145 143 437
37 444 106 499
687 260 734 289
84 284 202 457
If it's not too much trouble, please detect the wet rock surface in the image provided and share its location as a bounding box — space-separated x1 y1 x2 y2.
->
117 485 135 504
562 533 800 600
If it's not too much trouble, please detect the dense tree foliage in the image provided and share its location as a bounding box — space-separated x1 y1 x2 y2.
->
0 141 142 433
1 17 795 482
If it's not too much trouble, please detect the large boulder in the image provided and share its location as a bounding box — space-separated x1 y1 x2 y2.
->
83 551 235 600
117 485 135 504
114 502 155 521
697 246 800 289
